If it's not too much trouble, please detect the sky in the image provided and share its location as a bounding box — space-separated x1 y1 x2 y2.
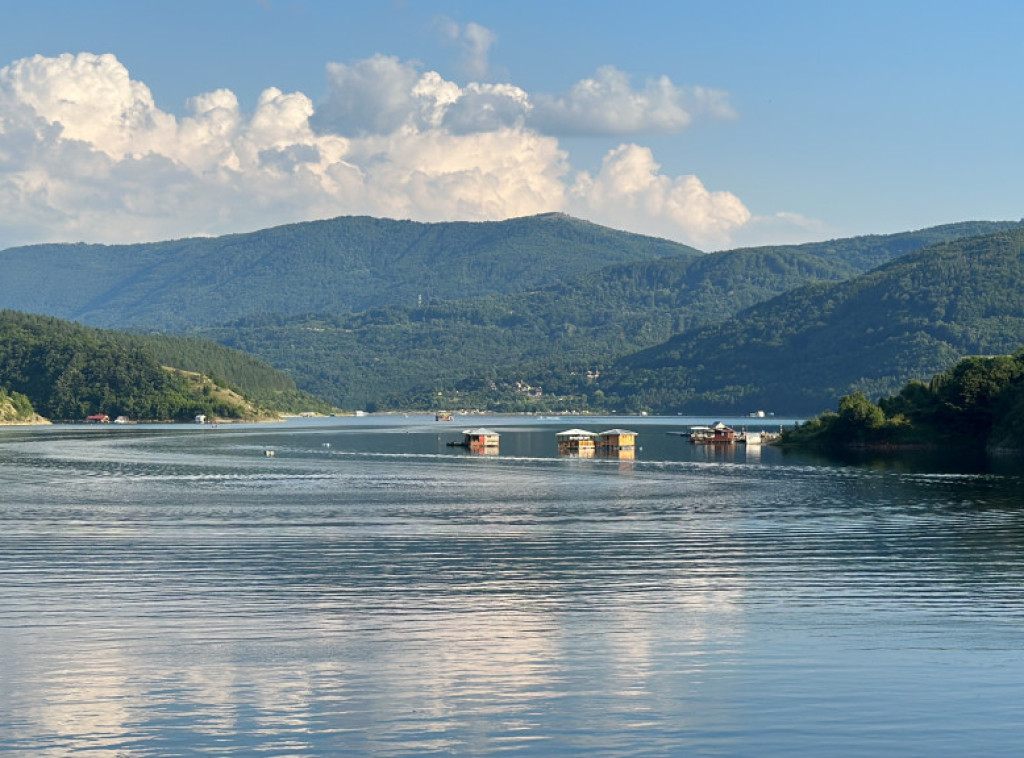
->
0 0 1020 251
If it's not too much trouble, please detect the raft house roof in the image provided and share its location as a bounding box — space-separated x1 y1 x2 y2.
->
556 428 597 438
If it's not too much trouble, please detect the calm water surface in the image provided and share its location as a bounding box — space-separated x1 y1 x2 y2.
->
1 416 1023 757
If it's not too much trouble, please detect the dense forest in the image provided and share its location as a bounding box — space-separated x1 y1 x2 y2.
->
0 213 700 329
612 226 1024 415
0 311 333 421
1 213 1022 415
126 333 334 414
782 352 1024 451
197 244 855 410
191 220 1023 412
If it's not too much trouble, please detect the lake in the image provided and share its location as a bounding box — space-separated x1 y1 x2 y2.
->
2 415 1023 757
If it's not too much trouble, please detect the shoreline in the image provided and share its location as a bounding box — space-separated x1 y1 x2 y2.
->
0 417 51 426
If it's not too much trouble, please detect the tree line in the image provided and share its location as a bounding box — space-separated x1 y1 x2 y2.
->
782 351 1024 451
0 311 333 421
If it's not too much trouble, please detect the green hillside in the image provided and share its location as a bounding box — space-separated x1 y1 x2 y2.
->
729 219 1021 273
1 213 1010 334
126 333 334 415
783 352 1024 451
0 214 700 329
1 214 1020 415
196 244 855 410
194 221 1022 411
0 311 333 421
613 227 1024 415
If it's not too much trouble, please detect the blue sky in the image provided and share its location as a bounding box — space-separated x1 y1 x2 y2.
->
0 0 1020 250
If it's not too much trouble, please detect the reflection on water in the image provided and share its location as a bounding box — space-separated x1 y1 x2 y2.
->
1 417 1024 757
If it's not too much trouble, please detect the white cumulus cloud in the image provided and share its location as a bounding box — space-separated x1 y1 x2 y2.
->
313 54 439 135
570 144 751 247
0 50 773 250
0 52 177 158
531 65 735 136
439 18 498 80
442 82 531 133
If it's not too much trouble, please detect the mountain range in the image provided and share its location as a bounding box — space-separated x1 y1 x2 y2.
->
0 214 698 329
0 213 1021 415
616 226 1024 414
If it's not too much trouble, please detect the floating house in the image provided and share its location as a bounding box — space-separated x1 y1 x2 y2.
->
459 428 500 449
556 429 597 456
596 429 637 450
435 411 454 421
85 414 110 423
689 422 737 444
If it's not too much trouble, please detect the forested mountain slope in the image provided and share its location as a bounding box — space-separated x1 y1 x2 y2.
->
0 214 700 329
729 219 1021 273
195 221 1022 410
198 244 858 409
125 333 335 414
613 227 1024 415
1 213 1019 414
0 311 332 421
1 214 1015 334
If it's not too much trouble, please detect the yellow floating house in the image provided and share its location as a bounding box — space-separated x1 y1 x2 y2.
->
556 429 597 456
596 429 637 451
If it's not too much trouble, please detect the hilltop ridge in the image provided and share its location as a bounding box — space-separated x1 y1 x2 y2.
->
0 213 701 329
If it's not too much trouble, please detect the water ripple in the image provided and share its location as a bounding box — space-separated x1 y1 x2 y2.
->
3 421 1024 757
